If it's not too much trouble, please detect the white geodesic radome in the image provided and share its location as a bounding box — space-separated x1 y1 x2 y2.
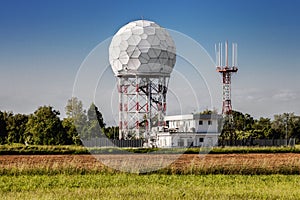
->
109 20 176 76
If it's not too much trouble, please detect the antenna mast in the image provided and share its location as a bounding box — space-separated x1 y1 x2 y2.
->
216 41 238 116
216 41 238 144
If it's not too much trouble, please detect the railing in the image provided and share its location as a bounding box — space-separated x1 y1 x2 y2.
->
82 138 296 148
218 138 296 147
82 138 144 148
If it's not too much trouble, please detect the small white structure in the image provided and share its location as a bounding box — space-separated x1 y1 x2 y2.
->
157 114 221 148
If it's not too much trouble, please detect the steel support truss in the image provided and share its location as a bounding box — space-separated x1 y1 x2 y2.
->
118 75 169 140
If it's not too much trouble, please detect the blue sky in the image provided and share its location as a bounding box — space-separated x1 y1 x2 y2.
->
0 0 299 121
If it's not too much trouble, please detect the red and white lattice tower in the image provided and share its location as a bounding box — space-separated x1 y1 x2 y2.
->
215 41 238 121
109 20 176 140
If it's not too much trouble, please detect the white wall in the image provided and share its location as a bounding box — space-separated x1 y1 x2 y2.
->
168 119 218 133
158 135 172 147
196 119 218 133
158 134 219 148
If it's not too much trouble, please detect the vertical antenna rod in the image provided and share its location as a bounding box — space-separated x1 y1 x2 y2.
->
225 40 228 68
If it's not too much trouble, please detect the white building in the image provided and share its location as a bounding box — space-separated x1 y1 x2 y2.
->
156 114 221 148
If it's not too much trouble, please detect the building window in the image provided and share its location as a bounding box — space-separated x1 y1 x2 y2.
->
199 138 204 143
208 120 212 125
199 120 203 125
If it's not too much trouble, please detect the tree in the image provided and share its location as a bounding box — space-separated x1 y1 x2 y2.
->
288 115 300 140
220 111 255 144
251 117 272 139
6 113 28 144
271 113 290 139
200 108 218 115
81 103 106 140
87 103 105 128
103 126 119 139
62 118 81 145
65 97 87 135
0 111 8 144
220 115 233 143
81 103 120 140
220 111 244 143
25 106 67 145
271 113 300 140
244 113 255 131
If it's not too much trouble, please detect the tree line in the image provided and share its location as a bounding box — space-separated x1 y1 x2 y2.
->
0 97 119 145
0 99 299 145
220 110 300 143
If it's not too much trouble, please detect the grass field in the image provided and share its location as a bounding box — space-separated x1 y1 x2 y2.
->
1 145 300 199
1 174 300 200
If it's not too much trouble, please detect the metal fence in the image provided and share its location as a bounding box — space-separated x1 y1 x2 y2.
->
82 137 296 148
218 138 296 147
82 138 144 148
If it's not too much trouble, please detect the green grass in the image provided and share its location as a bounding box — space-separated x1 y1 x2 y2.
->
1 144 300 155
0 174 299 199
206 146 300 154
0 144 89 155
